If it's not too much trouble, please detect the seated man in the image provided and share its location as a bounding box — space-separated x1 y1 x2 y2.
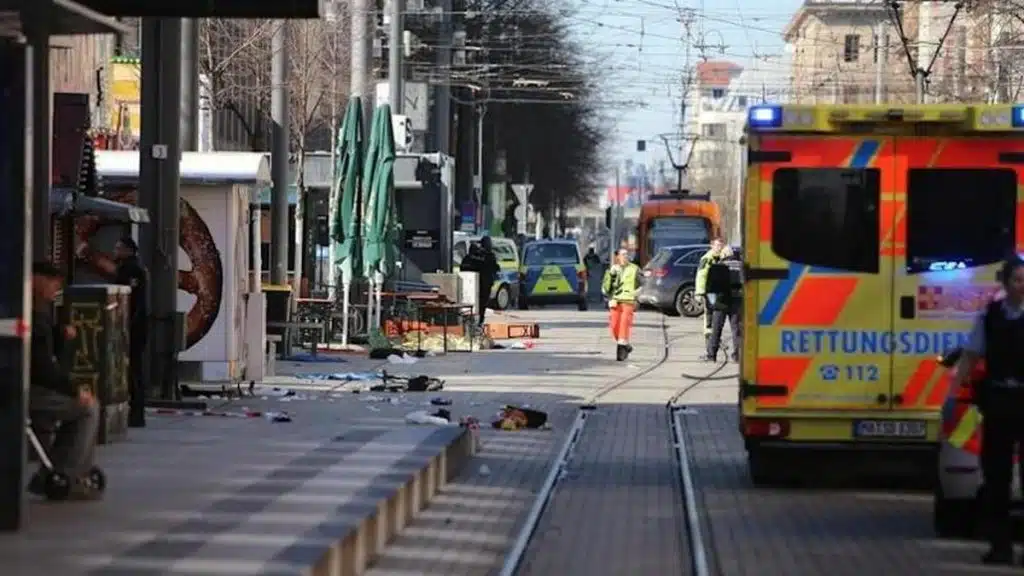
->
27 261 101 499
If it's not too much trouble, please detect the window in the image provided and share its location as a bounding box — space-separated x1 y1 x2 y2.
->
736 95 748 108
772 168 880 273
712 88 725 99
647 249 673 270
702 123 726 139
523 243 579 266
678 248 706 266
905 169 1017 274
647 217 711 257
844 34 860 62
492 241 518 263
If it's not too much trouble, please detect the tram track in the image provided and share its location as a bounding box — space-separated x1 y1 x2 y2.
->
498 313 728 576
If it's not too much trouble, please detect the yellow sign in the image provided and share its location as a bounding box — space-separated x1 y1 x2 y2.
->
105 57 141 141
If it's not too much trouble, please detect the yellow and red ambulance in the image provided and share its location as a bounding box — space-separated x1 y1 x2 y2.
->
739 104 1024 484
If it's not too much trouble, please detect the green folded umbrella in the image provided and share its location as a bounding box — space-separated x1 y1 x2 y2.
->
361 104 399 280
330 97 365 284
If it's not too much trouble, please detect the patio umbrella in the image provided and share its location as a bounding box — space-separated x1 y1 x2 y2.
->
361 104 398 331
329 97 365 346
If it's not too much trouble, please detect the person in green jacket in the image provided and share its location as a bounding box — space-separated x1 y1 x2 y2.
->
695 239 733 345
602 248 642 361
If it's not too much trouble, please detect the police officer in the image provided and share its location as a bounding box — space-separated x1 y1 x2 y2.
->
695 239 732 349
701 247 741 363
956 256 1024 565
113 237 149 425
460 236 500 326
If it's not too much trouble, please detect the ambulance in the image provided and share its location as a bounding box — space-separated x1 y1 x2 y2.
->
740 104 1024 485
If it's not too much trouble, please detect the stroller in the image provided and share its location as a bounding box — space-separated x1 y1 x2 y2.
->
26 417 106 500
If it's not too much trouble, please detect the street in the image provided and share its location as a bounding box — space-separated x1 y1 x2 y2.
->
0 307 1007 575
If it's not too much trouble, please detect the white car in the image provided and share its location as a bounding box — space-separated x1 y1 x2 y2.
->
934 347 1022 538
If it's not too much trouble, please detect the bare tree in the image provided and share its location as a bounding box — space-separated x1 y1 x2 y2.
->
198 18 275 150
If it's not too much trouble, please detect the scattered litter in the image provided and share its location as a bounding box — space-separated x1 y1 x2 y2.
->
296 371 380 381
432 408 452 421
387 353 419 365
366 405 381 412
460 416 480 429
405 410 454 426
145 407 292 422
250 386 296 397
430 397 452 406
505 340 534 350
407 375 444 392
478 464 491 477
492 405 548 431
282 352 348 363
362 395 401 404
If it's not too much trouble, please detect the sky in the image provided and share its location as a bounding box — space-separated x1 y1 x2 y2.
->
565 0 803 180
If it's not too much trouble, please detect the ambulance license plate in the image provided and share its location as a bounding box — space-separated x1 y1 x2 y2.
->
853 420 927 439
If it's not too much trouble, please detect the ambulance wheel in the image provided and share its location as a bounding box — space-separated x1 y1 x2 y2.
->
43 470 72 501
87 466 107 493
518 296 529 310
933 487 975 538
494 284 511 310
577 297 588 311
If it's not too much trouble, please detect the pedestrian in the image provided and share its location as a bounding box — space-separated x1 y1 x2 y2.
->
27 261 102 500
695 239 732 350
460 236 500 326
113 237 149 423
701 248 742 363
956 256 1024 566
602 248 641 361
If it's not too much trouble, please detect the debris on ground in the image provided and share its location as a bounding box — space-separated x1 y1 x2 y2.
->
249 386 296 397
295 371 380 381
430 397 452 406
405 410 455 426
478 464 491 476
492 340 534 350
386 353 419 365
281 352 348 363
492 405 548 430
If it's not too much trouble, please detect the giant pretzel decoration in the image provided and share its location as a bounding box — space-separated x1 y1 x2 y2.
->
75 188 224 349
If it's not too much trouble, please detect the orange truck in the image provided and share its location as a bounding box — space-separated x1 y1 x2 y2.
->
739 104 1024 484
636 192 723 266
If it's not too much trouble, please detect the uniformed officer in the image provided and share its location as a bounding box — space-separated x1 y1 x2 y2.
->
113 237 149 425
956 256 1024 565
695 239 733 348
702 248 742 363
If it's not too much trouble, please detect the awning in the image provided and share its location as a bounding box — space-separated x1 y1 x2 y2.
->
0 1 132 36
50 189 150 223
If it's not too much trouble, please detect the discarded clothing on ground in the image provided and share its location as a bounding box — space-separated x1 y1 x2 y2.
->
281 352 348 363
369 371 445 393
492 405 548 430
295 371 380 381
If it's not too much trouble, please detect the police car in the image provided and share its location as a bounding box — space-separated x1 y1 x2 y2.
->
518 239 588 311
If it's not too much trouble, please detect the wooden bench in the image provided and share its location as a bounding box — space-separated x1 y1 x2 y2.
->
267 321 327 359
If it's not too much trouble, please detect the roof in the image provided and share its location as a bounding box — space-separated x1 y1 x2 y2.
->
96 151 271 185
696 61 742 88
783 0 889 41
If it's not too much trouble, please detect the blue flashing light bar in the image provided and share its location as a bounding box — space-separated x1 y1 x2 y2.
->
1013 105 1024 128
748 105 783 128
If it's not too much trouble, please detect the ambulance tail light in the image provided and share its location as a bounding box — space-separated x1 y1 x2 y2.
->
748 105 783 128
743 418 790 439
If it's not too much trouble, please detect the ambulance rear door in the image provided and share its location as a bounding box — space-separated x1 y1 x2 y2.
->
745 135 895 412
889 137 1023 418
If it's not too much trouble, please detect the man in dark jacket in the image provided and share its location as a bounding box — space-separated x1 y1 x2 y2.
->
113 236 148 422
701 251 742 363
460 236 500 325
28 261 101 499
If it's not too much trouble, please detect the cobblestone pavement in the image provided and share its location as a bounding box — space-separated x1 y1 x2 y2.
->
366 309 702 576
681 403 1011 576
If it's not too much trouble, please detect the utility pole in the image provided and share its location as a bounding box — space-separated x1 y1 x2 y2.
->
270 22 290 286
476 104 485 231
434 0 452 154
180 19 199 150
874 21 886 104
609 167 619 262
388 0 405 114
351 0 374 128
